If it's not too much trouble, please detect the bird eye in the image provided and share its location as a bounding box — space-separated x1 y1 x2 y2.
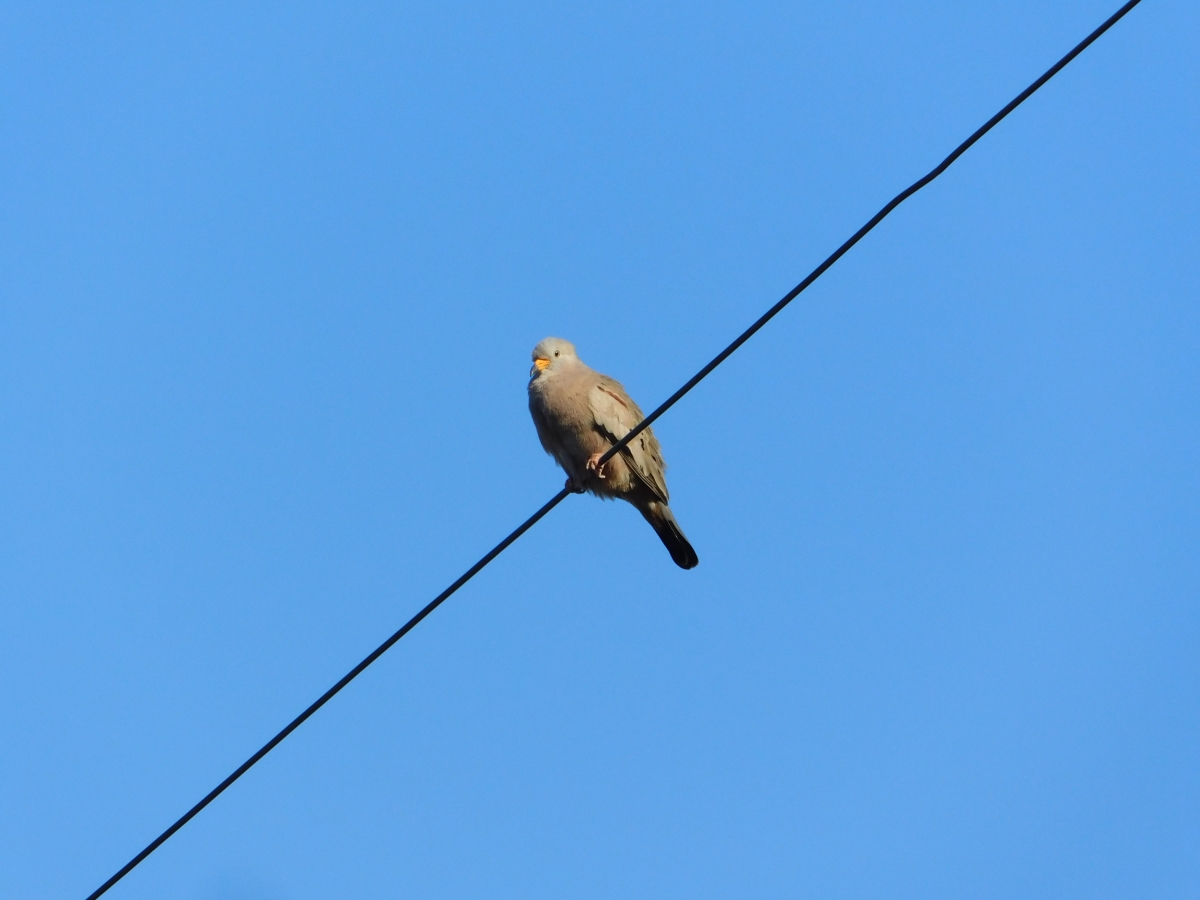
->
554 350 560 357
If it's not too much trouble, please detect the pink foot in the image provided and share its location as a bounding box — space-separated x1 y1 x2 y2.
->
585 452 608 480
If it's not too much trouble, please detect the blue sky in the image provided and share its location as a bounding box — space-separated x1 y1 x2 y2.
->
2 1 1196 898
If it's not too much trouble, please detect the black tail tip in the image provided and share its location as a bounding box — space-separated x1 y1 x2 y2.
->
671 541 700 570
642 502 699 569
658 514 699 569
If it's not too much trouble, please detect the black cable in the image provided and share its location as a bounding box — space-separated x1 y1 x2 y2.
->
83 489 573 900
598 0 1146 469
85 2 1143 896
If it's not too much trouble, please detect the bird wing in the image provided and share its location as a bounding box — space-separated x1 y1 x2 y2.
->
588 379 669 503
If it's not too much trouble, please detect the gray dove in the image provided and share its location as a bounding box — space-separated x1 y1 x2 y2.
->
527 337 698 569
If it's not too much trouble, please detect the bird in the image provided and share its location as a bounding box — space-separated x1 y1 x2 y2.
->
527 337 699 569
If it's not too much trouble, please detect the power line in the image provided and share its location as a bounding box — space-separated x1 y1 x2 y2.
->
85 2 1144 896
597 0 1145 470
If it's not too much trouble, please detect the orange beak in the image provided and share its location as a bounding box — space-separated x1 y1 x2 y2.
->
530 357 550 376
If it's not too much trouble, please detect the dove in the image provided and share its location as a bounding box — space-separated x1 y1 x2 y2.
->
527 337 699 569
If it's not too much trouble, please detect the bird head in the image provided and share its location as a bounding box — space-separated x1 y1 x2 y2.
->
529 337 578 379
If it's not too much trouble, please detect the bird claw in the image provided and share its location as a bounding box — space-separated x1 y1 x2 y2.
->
565 453 607 494
585 453 608 480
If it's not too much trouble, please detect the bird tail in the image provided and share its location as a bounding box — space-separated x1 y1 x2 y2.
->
640 502 699 570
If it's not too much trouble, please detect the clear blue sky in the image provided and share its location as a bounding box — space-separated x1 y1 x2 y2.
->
2 2 1196 897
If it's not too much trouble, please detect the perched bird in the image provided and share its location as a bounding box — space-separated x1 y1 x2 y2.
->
527 337 699 569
